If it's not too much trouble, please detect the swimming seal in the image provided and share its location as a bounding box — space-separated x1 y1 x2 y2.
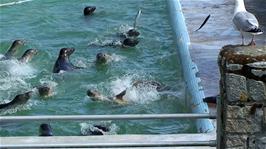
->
122 38 139 47
87 80 168 104
53 48 83 73
89 125 110 135
96 52 111 64
127 29 140 37
39 123 53 136
84 6 96 16
37 85 53 97
0 91 33 109
0 40 24 60
18 49 38 63
86 88 127 104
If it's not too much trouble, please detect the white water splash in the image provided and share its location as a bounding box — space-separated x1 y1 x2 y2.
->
110 53 125 62
88 38 122 47
80 121 119 135
109 75 160 104
0 0 34 7
118 24 133 34
7 60 37 78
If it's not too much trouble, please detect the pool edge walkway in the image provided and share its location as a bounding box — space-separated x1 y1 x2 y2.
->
0 134 216 148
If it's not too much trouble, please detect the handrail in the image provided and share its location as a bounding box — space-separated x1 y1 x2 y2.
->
0 113 216 122
0 140 217 148
167 0 215 133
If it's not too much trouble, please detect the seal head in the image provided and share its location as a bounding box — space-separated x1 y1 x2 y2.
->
19 49 38 63
96 52 111 64
84 6 96 16
38 85 53 97
1 40 24 60
39 123 53 136
122 38 139 47
127 29 140 37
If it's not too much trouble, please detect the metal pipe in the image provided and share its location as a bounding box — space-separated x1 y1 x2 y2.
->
0 113 216 122
0 140 216 148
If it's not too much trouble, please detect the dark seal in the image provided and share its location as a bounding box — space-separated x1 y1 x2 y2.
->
18 49 38 63
126 29 140 37
39 123 53 136
37 85 53 97
84 6 96 16
0 91 33 109
122 38 139 47
53 48 83 73
0 40 24 60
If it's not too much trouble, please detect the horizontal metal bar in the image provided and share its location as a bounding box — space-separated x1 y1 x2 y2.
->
0 113 216 122
0 140 216 148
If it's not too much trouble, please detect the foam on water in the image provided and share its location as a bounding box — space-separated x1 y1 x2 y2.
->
0 0 34 7
109 74 160 104
3 60 37 78
80 121 119 135
117 24 133 34
88 38 122 47
110 53 125 62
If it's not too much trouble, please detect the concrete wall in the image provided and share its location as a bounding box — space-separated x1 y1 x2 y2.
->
218 45 266 148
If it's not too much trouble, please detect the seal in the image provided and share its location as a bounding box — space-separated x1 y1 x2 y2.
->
89 125 110 135
0 40 24 60
87 80 169 104
0 91 33 109
39 123 53 136
122 38 139 47
96 52 111 64
87 88 127 104
84 6 96 16
126 29 140 37
53 48 83 73
37 85 53 97
18 49 38 63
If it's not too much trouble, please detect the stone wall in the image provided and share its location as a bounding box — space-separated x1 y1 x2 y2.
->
218 45 266 149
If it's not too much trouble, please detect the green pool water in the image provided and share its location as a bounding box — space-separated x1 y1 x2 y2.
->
0 0 196 136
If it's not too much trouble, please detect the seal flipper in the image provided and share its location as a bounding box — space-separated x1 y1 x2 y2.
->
115 90 127 100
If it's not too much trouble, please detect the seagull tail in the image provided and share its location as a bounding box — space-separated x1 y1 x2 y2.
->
247 28 263 35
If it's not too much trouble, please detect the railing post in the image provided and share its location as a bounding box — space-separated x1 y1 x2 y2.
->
218 45 266 148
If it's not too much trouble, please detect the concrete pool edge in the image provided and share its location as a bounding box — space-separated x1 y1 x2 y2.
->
167 0 215 133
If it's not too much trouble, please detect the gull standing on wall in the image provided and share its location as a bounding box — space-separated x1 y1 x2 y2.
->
233 0 263 45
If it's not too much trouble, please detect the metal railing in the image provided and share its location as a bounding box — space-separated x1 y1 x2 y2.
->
0 113 216 122
0 113 217 148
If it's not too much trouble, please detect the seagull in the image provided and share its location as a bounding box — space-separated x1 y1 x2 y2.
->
233 0 263 46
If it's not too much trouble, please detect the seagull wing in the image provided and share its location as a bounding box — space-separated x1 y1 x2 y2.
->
233 11 259 32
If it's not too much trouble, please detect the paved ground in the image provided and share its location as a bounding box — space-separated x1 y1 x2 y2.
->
181 0 265 97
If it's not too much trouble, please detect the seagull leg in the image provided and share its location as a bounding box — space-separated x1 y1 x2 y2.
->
241 32 244 46
248 35 256 46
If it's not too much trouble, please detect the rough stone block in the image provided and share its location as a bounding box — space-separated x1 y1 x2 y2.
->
247 135 256 149
226 73 248 102
263 107 266 131
225 134 247 148
226 105 252 119
247 79 266 101
256 136 266 149
226 63 243 71
225 118 261 133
